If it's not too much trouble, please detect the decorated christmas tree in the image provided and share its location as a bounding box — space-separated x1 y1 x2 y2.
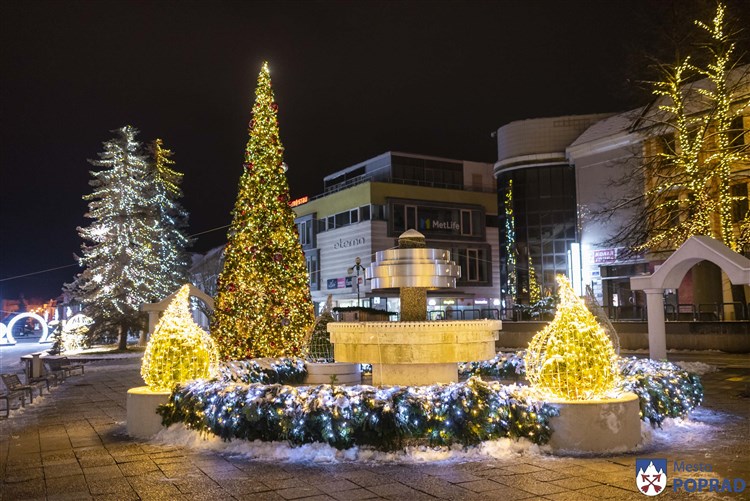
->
211 62 314 360
525 275 619 400
141 284 219 391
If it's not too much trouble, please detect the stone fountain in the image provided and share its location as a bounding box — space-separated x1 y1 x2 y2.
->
328 230 502 386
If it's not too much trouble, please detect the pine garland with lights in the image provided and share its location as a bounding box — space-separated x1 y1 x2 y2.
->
141 284 219 391
462 352 704 426
211 62 314 360
525 275 620 400
618 357 704 427
459 352 526 380
156 352 704 448
158 377 557 449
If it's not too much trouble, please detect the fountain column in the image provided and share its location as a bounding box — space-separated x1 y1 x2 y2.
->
397 231 427 321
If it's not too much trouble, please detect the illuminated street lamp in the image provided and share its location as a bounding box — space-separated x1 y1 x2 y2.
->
347 257 366 307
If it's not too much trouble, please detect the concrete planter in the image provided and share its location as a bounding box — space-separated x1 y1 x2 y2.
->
547 392 641 454
127 386 171 439
304 362 361 385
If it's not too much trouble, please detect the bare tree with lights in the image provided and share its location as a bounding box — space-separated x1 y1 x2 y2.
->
211 62 315 360
598 4 749 309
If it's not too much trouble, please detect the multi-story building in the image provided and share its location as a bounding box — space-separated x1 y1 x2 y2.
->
494 114 613 313
292 151 501 319
497 65 749 321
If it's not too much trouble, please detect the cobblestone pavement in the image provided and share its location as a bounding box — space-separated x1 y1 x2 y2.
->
0 354 748 500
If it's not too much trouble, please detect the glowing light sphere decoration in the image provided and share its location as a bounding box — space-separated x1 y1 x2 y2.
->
141 284 219 391
525 275 620 400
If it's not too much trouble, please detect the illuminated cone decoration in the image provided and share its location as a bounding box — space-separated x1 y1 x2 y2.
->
525 275 619 400
141 284 219 391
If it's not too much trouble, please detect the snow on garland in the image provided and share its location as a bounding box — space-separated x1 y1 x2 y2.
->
156 354 703 451
158 376 557 450
460 352 704 427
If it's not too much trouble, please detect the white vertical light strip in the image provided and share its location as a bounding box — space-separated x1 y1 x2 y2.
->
570 242 583 296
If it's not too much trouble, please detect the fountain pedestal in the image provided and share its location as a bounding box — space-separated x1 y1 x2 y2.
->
329 320 500 385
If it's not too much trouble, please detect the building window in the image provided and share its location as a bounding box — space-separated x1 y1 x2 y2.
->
406 205 417 230
453 246 490 285
335 211 350 227
360 205 371 221
350 208 359 223
729 116 746 148
461 209 472 236
295 215 316 248
732 183 748 223
305 250 320 291
665 195 680 227
466 249 479 281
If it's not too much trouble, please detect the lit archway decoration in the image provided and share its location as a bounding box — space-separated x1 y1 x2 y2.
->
6 312 50 344
0 323 12 346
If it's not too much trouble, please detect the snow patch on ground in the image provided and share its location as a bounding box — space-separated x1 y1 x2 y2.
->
640 409 718 448
153 424 548 464
673 361 717 375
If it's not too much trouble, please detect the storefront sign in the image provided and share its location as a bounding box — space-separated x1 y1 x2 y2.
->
289 196 308 207
333 236 366 249
422 218 460 231
327 277 354 289
593 248 617 264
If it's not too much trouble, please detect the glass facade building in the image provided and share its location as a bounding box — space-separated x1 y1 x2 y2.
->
498 165 577 304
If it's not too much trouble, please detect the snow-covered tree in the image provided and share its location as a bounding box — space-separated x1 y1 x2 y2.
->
68 126 164 349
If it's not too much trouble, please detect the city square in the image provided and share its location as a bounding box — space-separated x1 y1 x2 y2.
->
2 1 750 499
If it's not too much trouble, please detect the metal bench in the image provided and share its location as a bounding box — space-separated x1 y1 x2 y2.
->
0 387 25 418
46 357 84 377
1 373 36 407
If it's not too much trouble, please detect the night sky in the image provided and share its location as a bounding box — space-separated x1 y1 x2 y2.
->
2 0 747 300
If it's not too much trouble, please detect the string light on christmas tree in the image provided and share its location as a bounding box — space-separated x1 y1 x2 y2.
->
142 284 219 391
211 61 314 360
525 275 620 400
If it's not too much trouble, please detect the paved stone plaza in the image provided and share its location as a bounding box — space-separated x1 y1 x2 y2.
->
1 354 748 500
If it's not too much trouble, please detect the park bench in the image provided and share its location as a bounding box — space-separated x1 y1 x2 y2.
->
0 383 26 418
45 357 85 378
1 373 36 408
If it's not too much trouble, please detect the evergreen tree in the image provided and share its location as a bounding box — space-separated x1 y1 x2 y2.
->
147 138 191 293
68 126 162 349
211 62 314 360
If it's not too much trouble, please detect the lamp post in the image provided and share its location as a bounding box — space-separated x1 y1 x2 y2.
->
347 256 366 307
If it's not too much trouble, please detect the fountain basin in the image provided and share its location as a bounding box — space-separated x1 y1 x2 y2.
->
546 392 641 454
329 319 501 385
